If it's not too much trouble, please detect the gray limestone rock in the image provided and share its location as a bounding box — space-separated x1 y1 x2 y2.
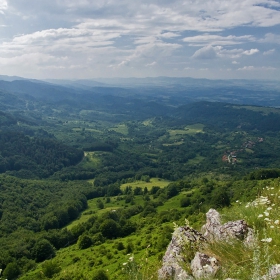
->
190 252 219 279
158 209 256 279
262 264 280 279
202 208 254 245
158 226 206 280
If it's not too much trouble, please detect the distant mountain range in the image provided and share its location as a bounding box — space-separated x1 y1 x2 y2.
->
0 75 279 111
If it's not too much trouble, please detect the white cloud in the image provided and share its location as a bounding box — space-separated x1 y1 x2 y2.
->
192 45 218 59
0 0 279 78
232 61 239 64
146 61 157 67
242 49 259 55
0 0 7 13
238 66 276 71
192 46 260 60
159 32 180 39
183 34 255 46
259 33 280 44
263 49 275 55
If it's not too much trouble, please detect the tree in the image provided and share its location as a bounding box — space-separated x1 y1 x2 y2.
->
92 269 109 280
42 260 61 278
3 262 20 280
32 239 55 262
211 187 230 208
96 199 104 209
180 197 191 207
100 219 119 239
78 234 92 249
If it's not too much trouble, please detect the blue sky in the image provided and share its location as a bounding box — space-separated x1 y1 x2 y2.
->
0 0 279 80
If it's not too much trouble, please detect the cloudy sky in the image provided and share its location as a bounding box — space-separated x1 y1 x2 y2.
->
0 0 279 80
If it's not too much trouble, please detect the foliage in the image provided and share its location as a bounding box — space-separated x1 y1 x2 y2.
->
1 84 280 279
77 234 92 249
32 239 56 262
0 131 83 178
92 269 110 280
3 262 21 280
41 260 61 278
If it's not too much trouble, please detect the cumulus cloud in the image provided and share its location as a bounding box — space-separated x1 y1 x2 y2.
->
242 49 259 55
192 46 260 60
259 33 280 44
0 0 7 13
0 0 279 78
192 45 218 59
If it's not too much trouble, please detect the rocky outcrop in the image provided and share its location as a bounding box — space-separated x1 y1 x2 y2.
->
202 208 255 246
158 226 206 280
158 208 256 280
190 252 219 279
262 264 280 280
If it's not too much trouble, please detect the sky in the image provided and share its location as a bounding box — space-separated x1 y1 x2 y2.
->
0 0 279 80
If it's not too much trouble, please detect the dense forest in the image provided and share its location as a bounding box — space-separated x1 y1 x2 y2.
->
0 77 280 279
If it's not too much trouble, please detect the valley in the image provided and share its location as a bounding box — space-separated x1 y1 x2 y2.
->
0 77 279 279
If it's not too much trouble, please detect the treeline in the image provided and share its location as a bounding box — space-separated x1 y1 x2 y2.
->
0 131 83 178
246 168 280 180
172 101 280 132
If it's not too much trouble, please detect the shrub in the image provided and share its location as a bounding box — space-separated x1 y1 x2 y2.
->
42 259 61 278
3 262 20 280
77 234 92 249
32 239 56 262
92 269 109 280
180 197 191 207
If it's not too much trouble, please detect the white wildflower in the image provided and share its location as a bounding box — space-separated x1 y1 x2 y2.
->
261 238 272 243
270 225 275 229
258 214 264 218
123 262 127 266
264 211 270 216
267 207 272 211
264 218 270 221
274 220 279 225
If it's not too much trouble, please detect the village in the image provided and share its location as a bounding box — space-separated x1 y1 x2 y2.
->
222 137 264 164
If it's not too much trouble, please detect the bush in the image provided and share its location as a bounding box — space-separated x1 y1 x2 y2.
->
78 234 92 249
100 219 119 239
3 262 20 280
180 197 191 207
3 263 20 280
92 269 109 280
42 260 61 278
32 239 56 262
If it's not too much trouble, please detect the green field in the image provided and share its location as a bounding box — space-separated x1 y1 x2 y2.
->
109 124 129 135
82 152 101 168
120 178 170 191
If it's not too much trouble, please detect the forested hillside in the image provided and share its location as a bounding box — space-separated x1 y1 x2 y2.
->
0 77 279 279
0 131 83 178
